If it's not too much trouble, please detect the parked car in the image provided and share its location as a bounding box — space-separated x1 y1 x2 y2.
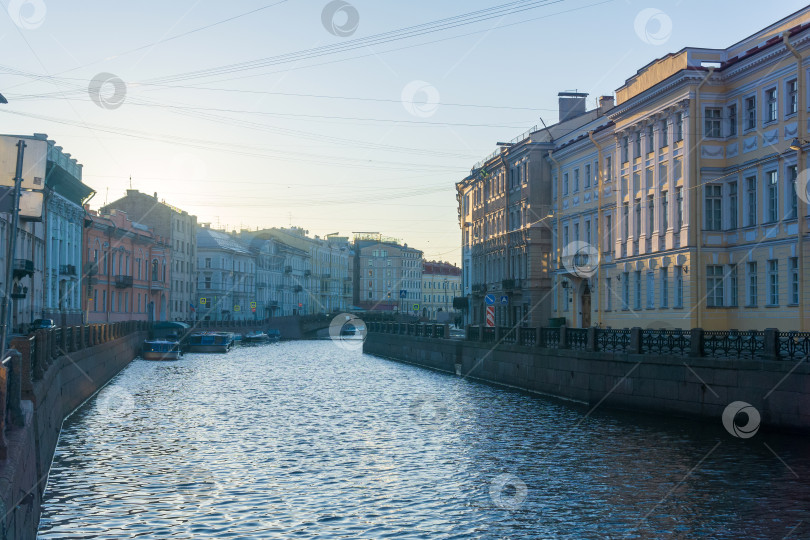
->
28 319 55 333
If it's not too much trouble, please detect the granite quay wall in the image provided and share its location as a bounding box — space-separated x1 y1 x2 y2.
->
364 323 810 432
0 321 148 540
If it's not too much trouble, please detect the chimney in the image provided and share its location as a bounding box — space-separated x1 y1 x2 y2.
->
153 192 158 199
558 92 588 122
598 95 615 116
126 189 139 196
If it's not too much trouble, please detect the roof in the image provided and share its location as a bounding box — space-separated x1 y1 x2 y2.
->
196 227 251 255
423 261 461 276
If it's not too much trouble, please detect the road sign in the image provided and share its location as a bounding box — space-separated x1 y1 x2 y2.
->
200 298 206 305
500 295 508 306
413 304 419 311
399 289 407 298
250 301 256 308
234 305 240 312
486 306 495 327
484 293 495 305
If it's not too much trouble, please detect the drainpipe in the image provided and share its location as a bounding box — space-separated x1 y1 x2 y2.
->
694 65 715 329
784 31 806 331
589 130 604 328
548 150 563 319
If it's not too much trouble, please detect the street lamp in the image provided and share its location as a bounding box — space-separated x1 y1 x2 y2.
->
790 138 810 151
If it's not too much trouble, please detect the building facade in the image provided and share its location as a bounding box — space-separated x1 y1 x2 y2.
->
421 261 462 321
353 235 422 314
102 189 197 321
196 225 255 321
547 7 810 331
83 209 170 322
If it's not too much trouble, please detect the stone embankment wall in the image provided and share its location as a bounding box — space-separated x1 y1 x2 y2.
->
363 331 810 432
0 322 147 540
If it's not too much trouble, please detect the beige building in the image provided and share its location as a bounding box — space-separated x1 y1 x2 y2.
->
353 235 422 314
549 7 810 331
420 261 461 321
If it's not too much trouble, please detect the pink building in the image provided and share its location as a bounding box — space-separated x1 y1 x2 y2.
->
82 208 171 322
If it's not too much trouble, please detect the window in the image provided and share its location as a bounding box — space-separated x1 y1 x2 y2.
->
746 176 757 226
705 185 722 230
660 119 668 148
729 181 738 229
563 173 569 195
584 164 591 188
727 104 737 137
634 132 642 157
675 113 683 142
647 124 654 153
705 108 721 138
661 268 669 308
747 262 758 306
622 203 629 237
659 162 668 188
622 137 629 163
707 265 724 307
767 260 779 306
585 220 591 245
745 96 756 129
605 156 613 182
675 267 683 308
646 271 654 308
729 265 738 307
765 88 777 123
634 199 641 237
661 191 669 231
622 272 629 310
787 79 798 116
766 170 778 223
605 215 613 252
574 169 580 192
647 195 655 235
205 257 212 268
676 187 684 230
634 271 642 310
790 257 799 305
606 277 612 311
788 165 798 219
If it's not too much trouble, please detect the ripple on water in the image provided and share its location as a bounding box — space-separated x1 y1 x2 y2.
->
38 341 810 539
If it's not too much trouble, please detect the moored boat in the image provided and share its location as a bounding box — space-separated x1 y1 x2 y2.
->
242 330 270 344
142 339 182 361
187 332 234 353
266 329 281 342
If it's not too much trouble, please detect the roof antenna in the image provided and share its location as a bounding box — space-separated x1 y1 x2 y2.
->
129 175 132 189
104 187 109 206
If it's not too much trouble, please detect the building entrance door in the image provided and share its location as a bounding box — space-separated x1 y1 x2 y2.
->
581 290 591 328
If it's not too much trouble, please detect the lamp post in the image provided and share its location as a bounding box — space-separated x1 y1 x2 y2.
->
1 138 27 359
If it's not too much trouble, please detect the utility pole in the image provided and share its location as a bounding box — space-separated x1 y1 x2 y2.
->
1 140 27 359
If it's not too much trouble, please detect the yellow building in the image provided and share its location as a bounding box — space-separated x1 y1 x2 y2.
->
420 261 461 321
550 7 810 331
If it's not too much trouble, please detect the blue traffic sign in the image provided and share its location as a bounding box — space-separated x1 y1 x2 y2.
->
500 295 509 305
399 289 407 298
484 294 495 305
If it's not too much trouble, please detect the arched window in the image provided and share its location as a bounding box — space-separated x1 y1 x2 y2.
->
151 259 159 281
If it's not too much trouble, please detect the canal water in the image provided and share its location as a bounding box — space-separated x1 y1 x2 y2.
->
39 340 810 539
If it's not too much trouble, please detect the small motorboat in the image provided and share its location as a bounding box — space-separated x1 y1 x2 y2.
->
187 332 235 353
142 339 182 361
242 330 270 344
266 329 281 342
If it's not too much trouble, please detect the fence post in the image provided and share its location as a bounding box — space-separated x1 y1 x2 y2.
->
559 326 568 349
443 324 450 339
586 327 597 352
764 328 779 360
6 350 24 427
690 328 704 357
629 327 642 354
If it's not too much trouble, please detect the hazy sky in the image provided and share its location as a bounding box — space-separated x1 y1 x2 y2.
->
0 0 805 264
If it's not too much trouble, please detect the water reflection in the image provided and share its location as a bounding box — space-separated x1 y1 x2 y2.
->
39 341 810 539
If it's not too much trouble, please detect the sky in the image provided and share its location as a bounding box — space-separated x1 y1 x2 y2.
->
0 0 806 265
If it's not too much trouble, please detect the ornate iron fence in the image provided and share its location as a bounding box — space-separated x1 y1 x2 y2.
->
518 327 537 347
597 328 631 352
566 328 588 350
777 331 810 361
540 327 560 348
703 330 764 359
641 329 691 356
500 326 517 345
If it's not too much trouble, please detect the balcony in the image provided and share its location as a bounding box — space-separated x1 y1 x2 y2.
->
502 278 521 290
284 265 292 274
10 283 27 299
149 279 165 291
13 259 34 278
294 285 303 293
115 275 134 288
304 270 311 277
268 300 279 308
60 264 77 276
471 283 487 295
83 262 98 276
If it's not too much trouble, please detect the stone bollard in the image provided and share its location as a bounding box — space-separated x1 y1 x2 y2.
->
764 328 779 361
586 327 597 352
629 327 642 354
5 350 24 428
559 326 568 349
690 328 704 357
443 324 450 339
